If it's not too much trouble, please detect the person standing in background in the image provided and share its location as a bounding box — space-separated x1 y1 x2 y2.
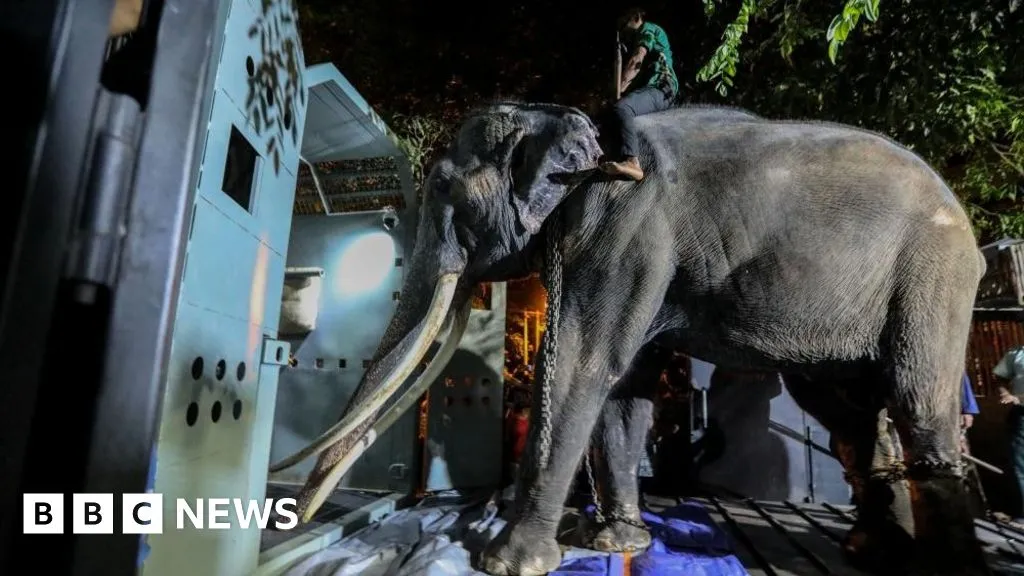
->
995 345 1024 522
962 371 979 433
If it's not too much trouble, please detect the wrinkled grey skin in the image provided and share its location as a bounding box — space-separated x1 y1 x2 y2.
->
348 102 988 575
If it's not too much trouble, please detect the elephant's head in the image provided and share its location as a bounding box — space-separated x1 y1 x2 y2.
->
271 102 602 521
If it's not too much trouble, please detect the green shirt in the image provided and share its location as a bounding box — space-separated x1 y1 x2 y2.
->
624 22 679 96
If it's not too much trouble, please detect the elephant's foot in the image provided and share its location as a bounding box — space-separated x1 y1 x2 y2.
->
900 475 992 576
840 525 908 574
480 521 562 576
838 504 915 575
578 512 651 553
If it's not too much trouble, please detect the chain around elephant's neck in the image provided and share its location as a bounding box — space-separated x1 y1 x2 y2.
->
539 210 613 527
537 211 562 470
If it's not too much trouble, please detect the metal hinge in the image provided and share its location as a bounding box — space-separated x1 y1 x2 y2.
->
261 337 291 366
64 89 143 290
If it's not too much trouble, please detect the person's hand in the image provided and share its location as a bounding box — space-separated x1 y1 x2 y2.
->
961 414 974 429
1000 391 1020 405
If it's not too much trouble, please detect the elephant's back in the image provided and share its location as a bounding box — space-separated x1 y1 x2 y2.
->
620 109 979 363
638 110 968 228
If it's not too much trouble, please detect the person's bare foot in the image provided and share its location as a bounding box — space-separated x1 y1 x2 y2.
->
600 157 644 181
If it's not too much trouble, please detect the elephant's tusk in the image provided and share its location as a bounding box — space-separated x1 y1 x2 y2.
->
300 429 378 523
369 301 471 437
269 273 459 473
296 302 472 522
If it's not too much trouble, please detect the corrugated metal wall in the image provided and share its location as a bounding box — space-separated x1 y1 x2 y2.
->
967 317 1024 397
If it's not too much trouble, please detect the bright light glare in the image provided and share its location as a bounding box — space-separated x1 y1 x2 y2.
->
333 232 396 296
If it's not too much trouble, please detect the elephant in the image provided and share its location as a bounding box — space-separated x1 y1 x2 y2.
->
270 102 989 575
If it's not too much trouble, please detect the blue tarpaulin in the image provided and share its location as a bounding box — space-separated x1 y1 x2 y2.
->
284 494 749 576
551 501 748 576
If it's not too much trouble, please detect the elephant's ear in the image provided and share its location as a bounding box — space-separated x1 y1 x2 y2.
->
507 113 601 236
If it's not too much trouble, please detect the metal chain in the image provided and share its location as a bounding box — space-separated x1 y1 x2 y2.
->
537 211 562 470
583 448 605 524
539 209 623 531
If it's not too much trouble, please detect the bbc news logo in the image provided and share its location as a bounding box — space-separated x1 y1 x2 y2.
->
23 494 299 534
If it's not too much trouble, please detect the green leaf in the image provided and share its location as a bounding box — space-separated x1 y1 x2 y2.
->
826 15 843 42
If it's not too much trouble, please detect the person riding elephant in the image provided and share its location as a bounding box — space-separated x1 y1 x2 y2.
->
271 102 989 576
600 7 680 182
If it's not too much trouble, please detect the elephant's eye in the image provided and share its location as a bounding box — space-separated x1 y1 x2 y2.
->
431 177 452 198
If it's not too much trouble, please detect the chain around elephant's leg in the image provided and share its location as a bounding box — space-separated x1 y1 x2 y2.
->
481 227 674 576
783 375 915 573
579 352 662 553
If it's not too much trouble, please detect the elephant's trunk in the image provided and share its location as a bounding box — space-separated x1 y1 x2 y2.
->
269 210 471 522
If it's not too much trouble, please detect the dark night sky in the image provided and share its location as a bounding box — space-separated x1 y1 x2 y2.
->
299 0 726 120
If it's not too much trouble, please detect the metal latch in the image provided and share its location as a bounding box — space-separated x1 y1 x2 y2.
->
388 463 407 480
261 337 291 366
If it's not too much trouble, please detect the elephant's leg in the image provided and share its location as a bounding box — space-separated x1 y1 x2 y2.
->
580 343 668 553
886 367 988 574
881 254 989 576
479 257 672 576
784 375 915 572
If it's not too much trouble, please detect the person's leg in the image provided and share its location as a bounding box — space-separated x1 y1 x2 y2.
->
601 87 673 181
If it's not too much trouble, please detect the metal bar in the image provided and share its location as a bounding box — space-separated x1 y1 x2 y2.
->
783 501 843 545
821 502 857 524
963 452 1003 475
285 267 326 278
769 420 833 457
805 425 816 503
0 0 119 566
299 169 400 181
299 156 332 215
255 493 404 576
975 519 1024 558
993 519 1024 539
745 499 833 574
68 0 220 573
321 208 404 218
706 496 779 576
